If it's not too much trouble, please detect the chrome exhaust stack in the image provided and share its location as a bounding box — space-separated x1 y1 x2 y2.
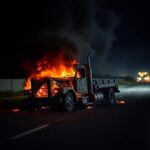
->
87 52 93 94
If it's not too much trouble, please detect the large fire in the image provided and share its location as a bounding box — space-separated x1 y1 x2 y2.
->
24 53 78 91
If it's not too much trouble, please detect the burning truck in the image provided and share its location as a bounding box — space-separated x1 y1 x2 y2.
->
23 52 119 112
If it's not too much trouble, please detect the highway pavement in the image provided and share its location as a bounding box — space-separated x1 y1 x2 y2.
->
0 84 150 150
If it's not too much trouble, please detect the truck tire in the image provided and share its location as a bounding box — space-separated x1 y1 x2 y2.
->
63 92 75 112
108 88 116 105
103 88 116 105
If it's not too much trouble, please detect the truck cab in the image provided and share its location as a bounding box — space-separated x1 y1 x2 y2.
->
75 64 88 94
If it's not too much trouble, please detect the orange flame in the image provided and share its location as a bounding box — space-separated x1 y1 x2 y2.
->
24 53 78 91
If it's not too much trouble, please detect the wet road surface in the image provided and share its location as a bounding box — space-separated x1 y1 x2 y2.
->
0 84 150 150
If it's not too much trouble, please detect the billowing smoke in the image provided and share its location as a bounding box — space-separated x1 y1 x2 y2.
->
23 0 119 75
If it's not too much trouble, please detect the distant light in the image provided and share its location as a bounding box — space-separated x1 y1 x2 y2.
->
144 76 150 82
137 77 142 82
138 72 148 77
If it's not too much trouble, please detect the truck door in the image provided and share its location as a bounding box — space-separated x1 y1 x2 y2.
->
76 67 88 94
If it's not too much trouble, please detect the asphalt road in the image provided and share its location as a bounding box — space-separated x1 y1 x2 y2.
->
0 84 150 150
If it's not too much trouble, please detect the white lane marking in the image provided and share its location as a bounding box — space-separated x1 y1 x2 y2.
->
11 124 50 140
10 111 85 140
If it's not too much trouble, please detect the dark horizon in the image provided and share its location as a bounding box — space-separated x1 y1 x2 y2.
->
1 0 150 78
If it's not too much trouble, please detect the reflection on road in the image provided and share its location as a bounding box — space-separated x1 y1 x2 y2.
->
118 84 150 96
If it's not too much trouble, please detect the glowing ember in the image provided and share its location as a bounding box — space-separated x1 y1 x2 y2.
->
12 108 21 112
116 100 126 105
87 106 94 110
24 53 78 91
41 106 50 110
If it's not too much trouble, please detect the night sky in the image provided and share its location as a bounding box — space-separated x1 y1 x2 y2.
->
0 0 150 78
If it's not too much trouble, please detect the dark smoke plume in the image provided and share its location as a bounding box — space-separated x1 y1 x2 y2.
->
23 0 119 75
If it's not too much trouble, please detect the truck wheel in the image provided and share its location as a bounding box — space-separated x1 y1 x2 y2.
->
103 88 116 105
108 88 116 105
64 92 75 112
